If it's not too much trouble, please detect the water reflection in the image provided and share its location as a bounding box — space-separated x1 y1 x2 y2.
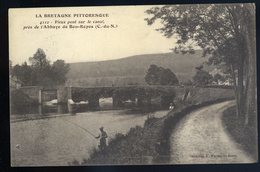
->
11 109 169 166
11 97 161 122
11 103 113 121
12 104 69 116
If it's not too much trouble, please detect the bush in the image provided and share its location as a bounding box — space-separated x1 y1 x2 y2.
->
83 126 152 165
193 69 213 86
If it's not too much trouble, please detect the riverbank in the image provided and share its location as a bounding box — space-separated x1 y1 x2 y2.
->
82 116 166 165
77 87 235 165
80 97 234 165
222 106 258 160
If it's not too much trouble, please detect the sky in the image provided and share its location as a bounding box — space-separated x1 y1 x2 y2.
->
9 5 177 65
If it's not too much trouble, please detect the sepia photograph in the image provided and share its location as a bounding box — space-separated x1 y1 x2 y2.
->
9 4 257 166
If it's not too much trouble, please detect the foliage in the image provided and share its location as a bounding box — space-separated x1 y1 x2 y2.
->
145 65 160 85
29 48 49 67
145 64 179 85
145 4 256 125
145 4 241 55
193 68 213 86
12 62 33 85
51 60 70 84
213 73 225 83
11 48 70 86
85 126 150 165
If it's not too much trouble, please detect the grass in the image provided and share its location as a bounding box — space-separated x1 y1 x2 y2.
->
222 106 258 161
81 126 149 165
81 118 165 165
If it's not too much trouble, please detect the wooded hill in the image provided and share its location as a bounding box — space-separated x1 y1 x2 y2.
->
66 50 211 86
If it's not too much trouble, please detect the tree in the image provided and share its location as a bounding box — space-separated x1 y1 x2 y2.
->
29 48 52 85
12 62 33 85
12 48 70 86
159 68 179 85
51 60 70 85
145 64 179 85
145 65 161 85
145 4 256 125
193 69 213 86
29 48 49 68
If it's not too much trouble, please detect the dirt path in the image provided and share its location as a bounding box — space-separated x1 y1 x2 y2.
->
170 101 254 164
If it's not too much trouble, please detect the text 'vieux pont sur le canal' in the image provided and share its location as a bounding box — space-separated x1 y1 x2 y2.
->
23 13 118 30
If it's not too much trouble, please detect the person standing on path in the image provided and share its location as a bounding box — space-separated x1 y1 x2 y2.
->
95 126 108 151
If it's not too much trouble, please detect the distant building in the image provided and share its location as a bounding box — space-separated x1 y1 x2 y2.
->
10 75 22 90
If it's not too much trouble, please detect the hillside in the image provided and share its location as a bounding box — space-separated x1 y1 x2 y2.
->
66 50 211 86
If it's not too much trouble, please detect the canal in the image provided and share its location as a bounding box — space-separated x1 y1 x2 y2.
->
10 102 168 166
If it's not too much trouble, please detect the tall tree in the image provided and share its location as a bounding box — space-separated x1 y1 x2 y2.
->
145 4 256 125
29 48 50 68
12 48 70 86
51 60 70 85
29 48 52 85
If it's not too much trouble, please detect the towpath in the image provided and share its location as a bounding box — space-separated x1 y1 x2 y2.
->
169 101 254 164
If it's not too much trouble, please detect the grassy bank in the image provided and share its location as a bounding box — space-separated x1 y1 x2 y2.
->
76 98 233 165
81 117 164 165
222 106 258 160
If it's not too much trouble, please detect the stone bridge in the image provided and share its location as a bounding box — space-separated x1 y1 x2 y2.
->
19 85 234 111
20 85 184 108
67 86 180 108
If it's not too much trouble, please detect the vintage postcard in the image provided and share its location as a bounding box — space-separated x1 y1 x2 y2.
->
9 4 257 166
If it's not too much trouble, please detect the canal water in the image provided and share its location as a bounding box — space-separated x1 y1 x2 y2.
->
10 101 168 166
